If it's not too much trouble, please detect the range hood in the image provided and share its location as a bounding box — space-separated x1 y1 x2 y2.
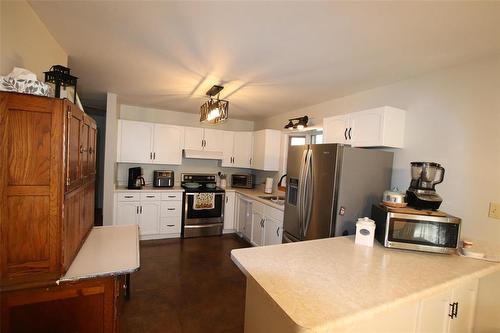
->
183 149 223 160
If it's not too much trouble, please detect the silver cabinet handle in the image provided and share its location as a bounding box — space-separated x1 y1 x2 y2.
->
168 195 176 198
136 206 139 214
226 196 228 204
146 195 155 198
348 127 352 140
124 195 133 198
140 206 143 214
167 224 175 227
249 157 252 165
150 152 153 159
167 208 175 211
276 227 280 237
344 128 348 140
153 152 156 160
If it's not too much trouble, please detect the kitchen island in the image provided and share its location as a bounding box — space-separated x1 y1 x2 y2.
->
231 236 500 333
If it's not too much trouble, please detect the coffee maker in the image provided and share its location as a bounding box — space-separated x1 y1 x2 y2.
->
406 162 445 210
127 167 145 189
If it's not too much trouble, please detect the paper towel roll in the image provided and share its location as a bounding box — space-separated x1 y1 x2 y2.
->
265 177 273 194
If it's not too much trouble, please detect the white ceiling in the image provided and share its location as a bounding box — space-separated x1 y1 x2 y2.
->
30 1 500 120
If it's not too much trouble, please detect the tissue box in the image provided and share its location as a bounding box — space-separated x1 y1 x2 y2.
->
0 77 51 97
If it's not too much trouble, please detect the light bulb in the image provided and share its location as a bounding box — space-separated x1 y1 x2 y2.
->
297 124 304 130
207 108 220 121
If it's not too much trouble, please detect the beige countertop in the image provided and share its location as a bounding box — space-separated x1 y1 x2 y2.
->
59 225 140 282
114 185 184 192
231 236 500 332
226 187 286 211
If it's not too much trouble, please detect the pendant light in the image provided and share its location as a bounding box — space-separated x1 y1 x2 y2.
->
200 85 229 124
283 116 309 130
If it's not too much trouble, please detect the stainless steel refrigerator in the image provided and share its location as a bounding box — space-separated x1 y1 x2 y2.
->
283 144 393 243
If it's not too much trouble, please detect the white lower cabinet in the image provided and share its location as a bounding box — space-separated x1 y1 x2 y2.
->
115 191 183 239
224 191 236 231
236 194 253 241
263 216 282 246
251 202 265 246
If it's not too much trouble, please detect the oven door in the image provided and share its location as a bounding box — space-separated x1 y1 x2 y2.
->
184 192 225 225
387 215 460 253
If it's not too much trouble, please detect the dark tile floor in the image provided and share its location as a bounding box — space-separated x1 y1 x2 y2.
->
120 234 251 333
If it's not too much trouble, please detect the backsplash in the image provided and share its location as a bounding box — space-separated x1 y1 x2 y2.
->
116 158 279 187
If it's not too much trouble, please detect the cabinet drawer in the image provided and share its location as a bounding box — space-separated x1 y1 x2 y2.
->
161 192 182 201
141 193 160 201
160 217 181 234
160 201 182 217
117 193 141 202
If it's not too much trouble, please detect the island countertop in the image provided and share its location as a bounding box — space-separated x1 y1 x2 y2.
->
59 225 140 282
231 236 500 332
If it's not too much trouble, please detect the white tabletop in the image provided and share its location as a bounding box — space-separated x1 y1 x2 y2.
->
59 225 140 282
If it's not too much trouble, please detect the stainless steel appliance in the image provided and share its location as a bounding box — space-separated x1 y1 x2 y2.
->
371 204 460 254
406 162 445 210
153 170 174 187
231 174 254 189
283 144 393 242
127 167 145 190
181 173 225 238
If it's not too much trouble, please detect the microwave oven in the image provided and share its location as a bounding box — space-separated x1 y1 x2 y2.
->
371 204 461 254
231 174 254 189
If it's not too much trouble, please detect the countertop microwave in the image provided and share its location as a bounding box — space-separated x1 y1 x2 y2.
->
231 174 254 189
371 204 461 254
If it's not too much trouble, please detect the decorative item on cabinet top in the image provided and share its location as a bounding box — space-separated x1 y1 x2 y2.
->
44 65 78 103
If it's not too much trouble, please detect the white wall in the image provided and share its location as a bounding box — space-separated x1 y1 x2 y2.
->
103 93 119 225
255 55 500 243
0 0 67 78
120 104 254 131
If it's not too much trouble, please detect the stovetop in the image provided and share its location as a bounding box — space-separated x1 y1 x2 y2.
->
181 173 225 193
181 185 225 193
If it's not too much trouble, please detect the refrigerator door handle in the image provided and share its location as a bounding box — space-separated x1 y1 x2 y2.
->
298 148 308 238
303 149 314 238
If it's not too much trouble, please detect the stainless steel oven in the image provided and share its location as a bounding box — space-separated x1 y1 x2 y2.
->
371 204 461 254
181 174 225 238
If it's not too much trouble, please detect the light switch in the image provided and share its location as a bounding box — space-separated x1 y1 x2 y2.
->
488 202 500 219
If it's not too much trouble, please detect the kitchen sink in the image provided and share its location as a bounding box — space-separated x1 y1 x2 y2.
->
258 195 285 205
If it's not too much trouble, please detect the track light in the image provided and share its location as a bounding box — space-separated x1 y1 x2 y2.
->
283 116 309 130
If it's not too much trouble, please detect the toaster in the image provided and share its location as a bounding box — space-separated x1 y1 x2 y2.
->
153 170 174 187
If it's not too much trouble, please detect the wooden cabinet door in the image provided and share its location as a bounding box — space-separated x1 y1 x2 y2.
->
63 188 84 271
80 117 90 180
139 202 160 235
117 120 154 163
349 109 384 147
221 131 235 167
323 114 349 144
153 124 183 165
65 102 84 192
183 127 204 150
203 128 225 152
87 116 97 176
233 131 253 168
83 180 95 234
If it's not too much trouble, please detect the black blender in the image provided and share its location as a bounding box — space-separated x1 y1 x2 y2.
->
406 162 445 210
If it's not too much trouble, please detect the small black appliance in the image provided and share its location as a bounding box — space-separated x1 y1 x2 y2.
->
406 162 445 210
127 167 145 189
153 170 174 187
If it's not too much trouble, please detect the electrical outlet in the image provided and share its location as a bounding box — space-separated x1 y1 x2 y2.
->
488 202 500 219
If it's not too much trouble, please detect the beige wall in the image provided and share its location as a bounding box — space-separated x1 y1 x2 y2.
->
120 104 254 131
256 55 500 244
0 0 67 78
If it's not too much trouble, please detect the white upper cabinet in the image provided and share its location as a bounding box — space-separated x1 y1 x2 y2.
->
153 124 184 165
117 120 154 163
323 106 406 148
184 127 204 150
234 131 253 168
117 120 183 164
252 129 281 171
203 128 225 152
222 131 235 167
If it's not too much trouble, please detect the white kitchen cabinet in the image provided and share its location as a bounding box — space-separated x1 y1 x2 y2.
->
323 106 406 148
224 191 236 231
139 201 160 235
117 120 183 164
222 131 253 168
252 129 281 171
251 206 265 246
264 216 282 245
117 120 154 163
153 124 184 165
116 201 140 226
184 127 205 150
416 278 478 333
237 194 253 241
203 128 225 152
323 114 349 144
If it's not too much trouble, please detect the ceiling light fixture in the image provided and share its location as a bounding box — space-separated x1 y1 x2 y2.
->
200 85 229 124
284 116 309 130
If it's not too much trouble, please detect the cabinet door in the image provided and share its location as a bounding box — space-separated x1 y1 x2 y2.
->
449 279 479 333
88 119 97 175
264 216 282 246
118 120 154 163
80 117 90 180
62 187 85 270
233 131 253 168
65 103 84 192
323 114 349 144
139 202 160 235
153 124 183 165
203 128 225 152
221 131 235 167
81 181 95 238
224 192 236 230
184 127 204 150
349 109 384 147
251 211 264 246
252 130 280 171
116 201 139 226
237 196 253 239
416 288 451 333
